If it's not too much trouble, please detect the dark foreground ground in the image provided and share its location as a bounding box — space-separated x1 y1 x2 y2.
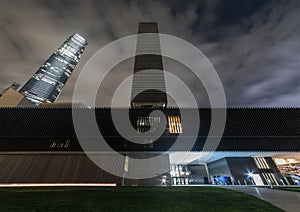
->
0 186 283 211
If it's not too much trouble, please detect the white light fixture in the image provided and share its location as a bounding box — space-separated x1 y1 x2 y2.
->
247 171 253 178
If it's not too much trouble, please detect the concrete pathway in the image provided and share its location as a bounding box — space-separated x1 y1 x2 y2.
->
222 186 300 212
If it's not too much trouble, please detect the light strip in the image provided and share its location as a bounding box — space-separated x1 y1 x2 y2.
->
0 183 116 187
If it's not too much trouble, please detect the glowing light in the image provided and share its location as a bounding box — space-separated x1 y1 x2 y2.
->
287 159 297 164
161 175 167 184
275 158 286 165
247 172 253 178
0 183 116 187
168 116 183 134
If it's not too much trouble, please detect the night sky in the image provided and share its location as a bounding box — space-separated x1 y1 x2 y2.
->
1 0 300 107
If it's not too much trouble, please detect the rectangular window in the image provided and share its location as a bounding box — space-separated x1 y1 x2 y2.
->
168 116 183 134
137 117 160 133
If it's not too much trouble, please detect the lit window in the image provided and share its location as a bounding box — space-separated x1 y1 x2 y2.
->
137 117 160 133
168 116 183 134
254 157 270 169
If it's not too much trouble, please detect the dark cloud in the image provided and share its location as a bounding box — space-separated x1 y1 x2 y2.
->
0 0 300 107
214 0 300 106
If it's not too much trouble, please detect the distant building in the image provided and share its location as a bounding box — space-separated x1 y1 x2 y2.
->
131 22 167 108
0 83 36 107
19 33 87 105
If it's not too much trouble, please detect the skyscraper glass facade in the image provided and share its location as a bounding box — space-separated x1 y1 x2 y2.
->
20 33 87 105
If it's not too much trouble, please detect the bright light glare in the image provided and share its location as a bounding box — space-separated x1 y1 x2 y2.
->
247 172 253 178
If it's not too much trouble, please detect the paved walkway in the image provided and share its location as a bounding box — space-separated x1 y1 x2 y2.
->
222 186 300 212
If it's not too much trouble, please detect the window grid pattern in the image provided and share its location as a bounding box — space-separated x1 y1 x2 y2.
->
137 117 161 133
131 23 167 108
20 33 87 105
168 116 183 134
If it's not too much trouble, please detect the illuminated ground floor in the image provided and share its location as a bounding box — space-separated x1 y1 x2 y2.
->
1 152 299 186
169 152 300 186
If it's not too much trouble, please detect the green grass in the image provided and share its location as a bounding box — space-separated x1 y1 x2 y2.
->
0 186 283 212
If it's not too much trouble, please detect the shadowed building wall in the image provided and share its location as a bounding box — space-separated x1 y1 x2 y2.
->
131 22 167 108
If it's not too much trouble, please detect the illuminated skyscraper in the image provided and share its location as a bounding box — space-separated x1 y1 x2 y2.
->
131 22 167 108
20 33 87 105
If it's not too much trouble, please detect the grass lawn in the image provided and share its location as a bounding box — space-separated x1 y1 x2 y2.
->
0 186 283 212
